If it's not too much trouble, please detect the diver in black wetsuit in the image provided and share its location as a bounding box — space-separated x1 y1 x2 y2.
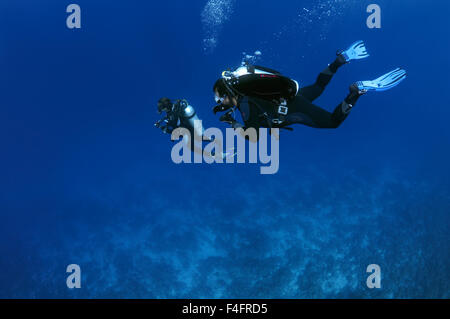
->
214 60 354 131
213 41 406 136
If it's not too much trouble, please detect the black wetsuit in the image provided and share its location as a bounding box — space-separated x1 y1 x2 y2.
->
232 59 361 131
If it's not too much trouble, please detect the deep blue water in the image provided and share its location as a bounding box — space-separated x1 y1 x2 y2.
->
0 0 449 298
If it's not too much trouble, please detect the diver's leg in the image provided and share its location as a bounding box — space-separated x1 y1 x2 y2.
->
299 41 370 101
287 87 363 129
298 55 347 102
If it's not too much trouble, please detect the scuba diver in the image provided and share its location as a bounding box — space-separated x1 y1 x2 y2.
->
155 97 207 152
213 41 407 138
155 97 204 137
155 97 233 159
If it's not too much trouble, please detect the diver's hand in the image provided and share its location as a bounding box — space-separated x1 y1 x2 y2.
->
220 111 235 124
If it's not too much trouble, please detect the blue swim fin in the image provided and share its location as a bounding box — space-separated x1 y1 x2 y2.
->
339 40 370 62
356 68 407 92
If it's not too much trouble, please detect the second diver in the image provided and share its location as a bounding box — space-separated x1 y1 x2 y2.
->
213 41 407 138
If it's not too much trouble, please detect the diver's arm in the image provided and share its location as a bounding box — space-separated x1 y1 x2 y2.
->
219 112 259 142
220 112 243 128
155 117 174 134
164 117 179 134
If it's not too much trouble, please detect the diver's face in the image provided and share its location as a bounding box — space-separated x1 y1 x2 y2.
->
222 96 233 106
215 90 233 107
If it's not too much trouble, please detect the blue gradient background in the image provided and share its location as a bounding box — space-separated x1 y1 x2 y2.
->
0 0 449 298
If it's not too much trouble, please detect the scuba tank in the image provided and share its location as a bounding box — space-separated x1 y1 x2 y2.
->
221 65 300 102
219 65 300 127
176 100 205 138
